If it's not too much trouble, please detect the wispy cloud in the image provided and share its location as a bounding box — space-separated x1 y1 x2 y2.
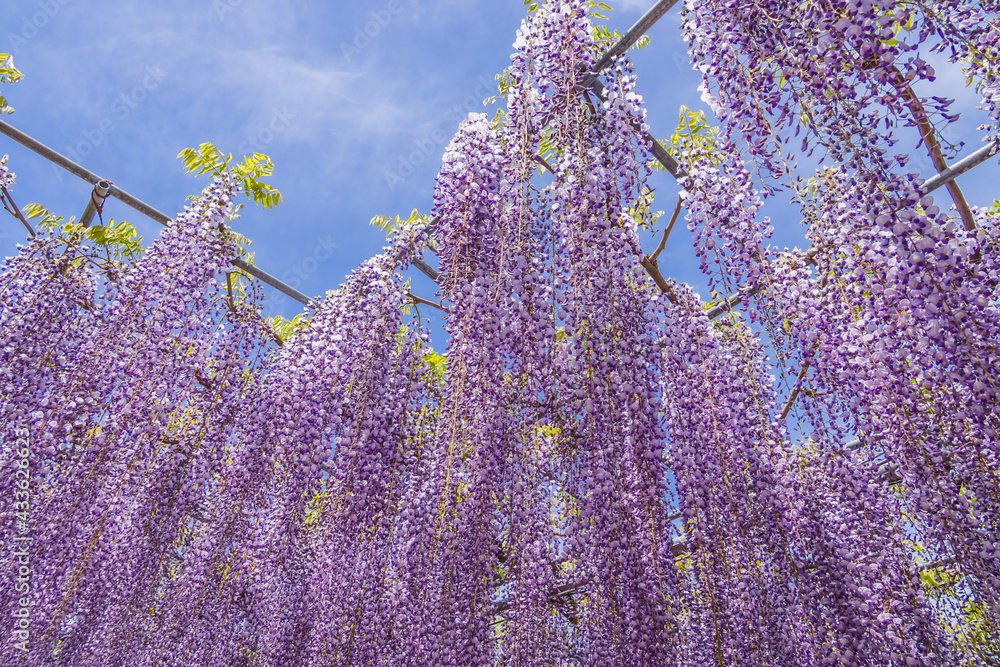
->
618 0 653 12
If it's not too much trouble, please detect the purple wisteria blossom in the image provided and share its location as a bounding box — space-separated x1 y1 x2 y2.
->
1 0 998 664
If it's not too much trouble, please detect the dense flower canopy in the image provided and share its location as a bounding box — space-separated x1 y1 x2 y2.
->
1 0 999 665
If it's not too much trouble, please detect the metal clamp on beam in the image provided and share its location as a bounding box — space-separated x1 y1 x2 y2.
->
80 180 111 227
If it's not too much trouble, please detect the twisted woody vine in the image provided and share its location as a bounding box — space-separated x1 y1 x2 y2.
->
1 0 999 664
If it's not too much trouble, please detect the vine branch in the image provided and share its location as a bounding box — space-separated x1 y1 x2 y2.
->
779 358 811 420
891 68 976 232
408 291 450 314
1 185 35 237
650 195 684 262
535 154 557 177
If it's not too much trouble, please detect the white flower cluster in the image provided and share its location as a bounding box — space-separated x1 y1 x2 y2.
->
0 154 15 190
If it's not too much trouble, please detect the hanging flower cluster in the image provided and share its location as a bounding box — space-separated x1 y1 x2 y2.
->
661 286 949 665
681 0 1000 662
0 174 272 665
1 0 998 664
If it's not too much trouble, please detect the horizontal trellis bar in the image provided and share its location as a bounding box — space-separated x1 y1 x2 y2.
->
703 140 998 321
705 294 745 319
922 139 999 194
0 118 320 309
585 78 684 177
413 258 440 282
232 258 317 307
584 0 682 86
0 119 172 225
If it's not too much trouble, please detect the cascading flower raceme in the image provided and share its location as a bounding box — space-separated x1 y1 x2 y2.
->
258 252 431 667
681 0 1000 661
2 175 278 666
0 155 14 189
132 224 437 667
917 0 1000 144
389 112 513 666
661 287 949 666
1 0 999 665
543 33 681 667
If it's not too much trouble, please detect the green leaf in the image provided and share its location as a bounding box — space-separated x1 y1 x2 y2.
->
267 312 310 342
22 203 49 220
0 53 23 113
22 203 66 230
650 105 721 172
370 214 394 232
0 53 24 114
178 143 282 214
82 219 145 262
368 208 433 248
424 351 447 374
0 54 22 81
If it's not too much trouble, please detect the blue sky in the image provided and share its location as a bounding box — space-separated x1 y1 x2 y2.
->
2 0 996 330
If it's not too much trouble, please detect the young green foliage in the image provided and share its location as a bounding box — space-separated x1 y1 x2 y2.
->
23 202 146 275
266 312 310 343
369 208 436 251
653 105 720 173
0 53 22 115
178 142 282 212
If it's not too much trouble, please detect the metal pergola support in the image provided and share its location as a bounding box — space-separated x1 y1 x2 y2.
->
704 139 998 321
0 118 320 308
583 0 682 86
412 258 440 282
2 0 687 303
922 140 999 194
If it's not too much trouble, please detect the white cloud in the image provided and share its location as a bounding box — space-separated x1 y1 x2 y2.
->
618 0 652 12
